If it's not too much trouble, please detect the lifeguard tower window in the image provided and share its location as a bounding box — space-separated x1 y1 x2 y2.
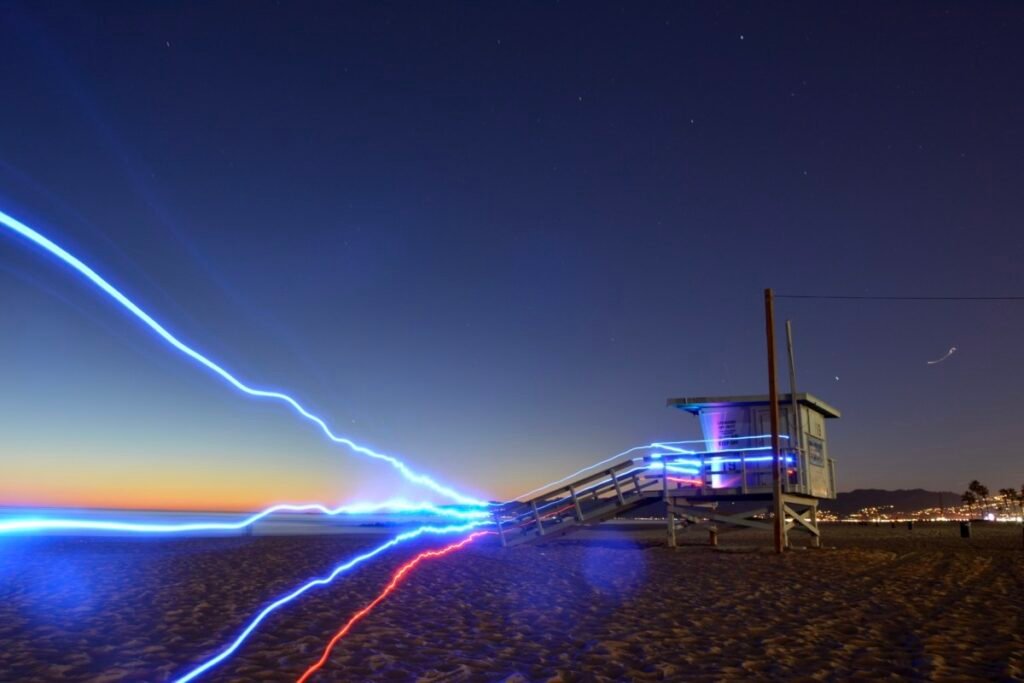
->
665 393 840 500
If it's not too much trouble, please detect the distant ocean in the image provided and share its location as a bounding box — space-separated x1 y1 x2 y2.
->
0 507 445 536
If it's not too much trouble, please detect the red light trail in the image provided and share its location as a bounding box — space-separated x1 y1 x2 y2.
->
517 502 574 528
295 531 494 683
667 476 704 486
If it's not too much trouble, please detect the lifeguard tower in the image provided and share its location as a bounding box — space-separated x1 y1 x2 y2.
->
493 391 839 549
659 393 840 548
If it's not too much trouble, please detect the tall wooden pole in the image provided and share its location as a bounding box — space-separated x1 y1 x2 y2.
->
785 320 803 455
764 288 785 553
785 320 804 488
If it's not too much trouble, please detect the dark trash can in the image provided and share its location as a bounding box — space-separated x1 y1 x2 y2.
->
960 521 971 538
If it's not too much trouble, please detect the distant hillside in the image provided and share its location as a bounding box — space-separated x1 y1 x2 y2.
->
822 489 959 517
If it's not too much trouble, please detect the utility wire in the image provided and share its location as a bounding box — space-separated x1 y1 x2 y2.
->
776 295 1024 301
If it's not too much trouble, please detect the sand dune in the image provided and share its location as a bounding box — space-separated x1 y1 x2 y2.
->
0 523 1021 681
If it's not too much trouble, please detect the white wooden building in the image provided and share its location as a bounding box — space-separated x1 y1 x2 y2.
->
657 392 841 547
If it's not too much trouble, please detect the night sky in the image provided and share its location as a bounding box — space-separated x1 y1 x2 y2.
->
1 2 1022 510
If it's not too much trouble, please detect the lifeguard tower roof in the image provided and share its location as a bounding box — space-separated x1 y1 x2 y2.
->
667 392 841 419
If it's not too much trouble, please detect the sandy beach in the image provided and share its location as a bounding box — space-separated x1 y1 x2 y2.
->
1 523 1021 682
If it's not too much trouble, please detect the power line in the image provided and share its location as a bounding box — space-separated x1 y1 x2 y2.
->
776 294 1024 301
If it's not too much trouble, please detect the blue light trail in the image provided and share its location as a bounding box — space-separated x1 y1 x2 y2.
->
0 208 485 507
663 464 701 474
510 444 654 502
654 454 797 468
172 521 488 683
509 434 787 502
0 499 489 535
530 465 651 515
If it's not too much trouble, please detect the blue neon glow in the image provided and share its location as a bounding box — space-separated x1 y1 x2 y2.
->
650 444 696 454
712 455 796 464
510 445 653 501
657 434 787 445
524 449 799 519
0 500 489 535
655 455 797 467
663 464 701 474
529 465 651 515
510 435 786 502
173 521 486 682
699 445 773 454
0 209 484 507
651 434 788 455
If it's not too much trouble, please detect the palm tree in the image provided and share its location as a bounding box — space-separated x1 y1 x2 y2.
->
1007 485 1024 548
961 490 978 519
1013 486 1024 549
968 480 990 518
991 486 1024 549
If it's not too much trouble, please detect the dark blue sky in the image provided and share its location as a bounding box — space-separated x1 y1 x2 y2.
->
1 1 1022 507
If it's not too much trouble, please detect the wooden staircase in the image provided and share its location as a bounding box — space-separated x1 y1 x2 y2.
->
494 458 660 546
496 446 826 549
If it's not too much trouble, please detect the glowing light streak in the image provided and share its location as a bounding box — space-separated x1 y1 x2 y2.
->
725 455 795 464
927 346 957 365
652 447 795 467
528 466 650 516
0 500 488 535
660 459 697 467
510 435 787 502
653 457 695 466
658 434 785 445
666 476 704 486
692 455 795 466
172 521 486 683
0 209 483 507
650 444 696 454
679 445 774 455
662 464 701 474
510 444 653 501
516 503 575 528
295 531 493 683
656 456 799 489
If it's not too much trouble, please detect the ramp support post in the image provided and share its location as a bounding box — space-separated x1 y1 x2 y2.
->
810 504 820 548
611 473 625 505
530 500 545 536
663 460 676 548
569 485 584 522
494 510 506 547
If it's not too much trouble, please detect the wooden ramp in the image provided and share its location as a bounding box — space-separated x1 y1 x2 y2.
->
495 456 824 548
494 458 661 546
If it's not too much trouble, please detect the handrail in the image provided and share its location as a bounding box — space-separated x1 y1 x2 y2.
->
509 458 639 507
497 460 654 531
501 459 640 513
648 446 805 494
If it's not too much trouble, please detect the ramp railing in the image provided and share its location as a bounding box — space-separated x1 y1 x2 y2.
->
495 458 659 545
495 441 832 546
